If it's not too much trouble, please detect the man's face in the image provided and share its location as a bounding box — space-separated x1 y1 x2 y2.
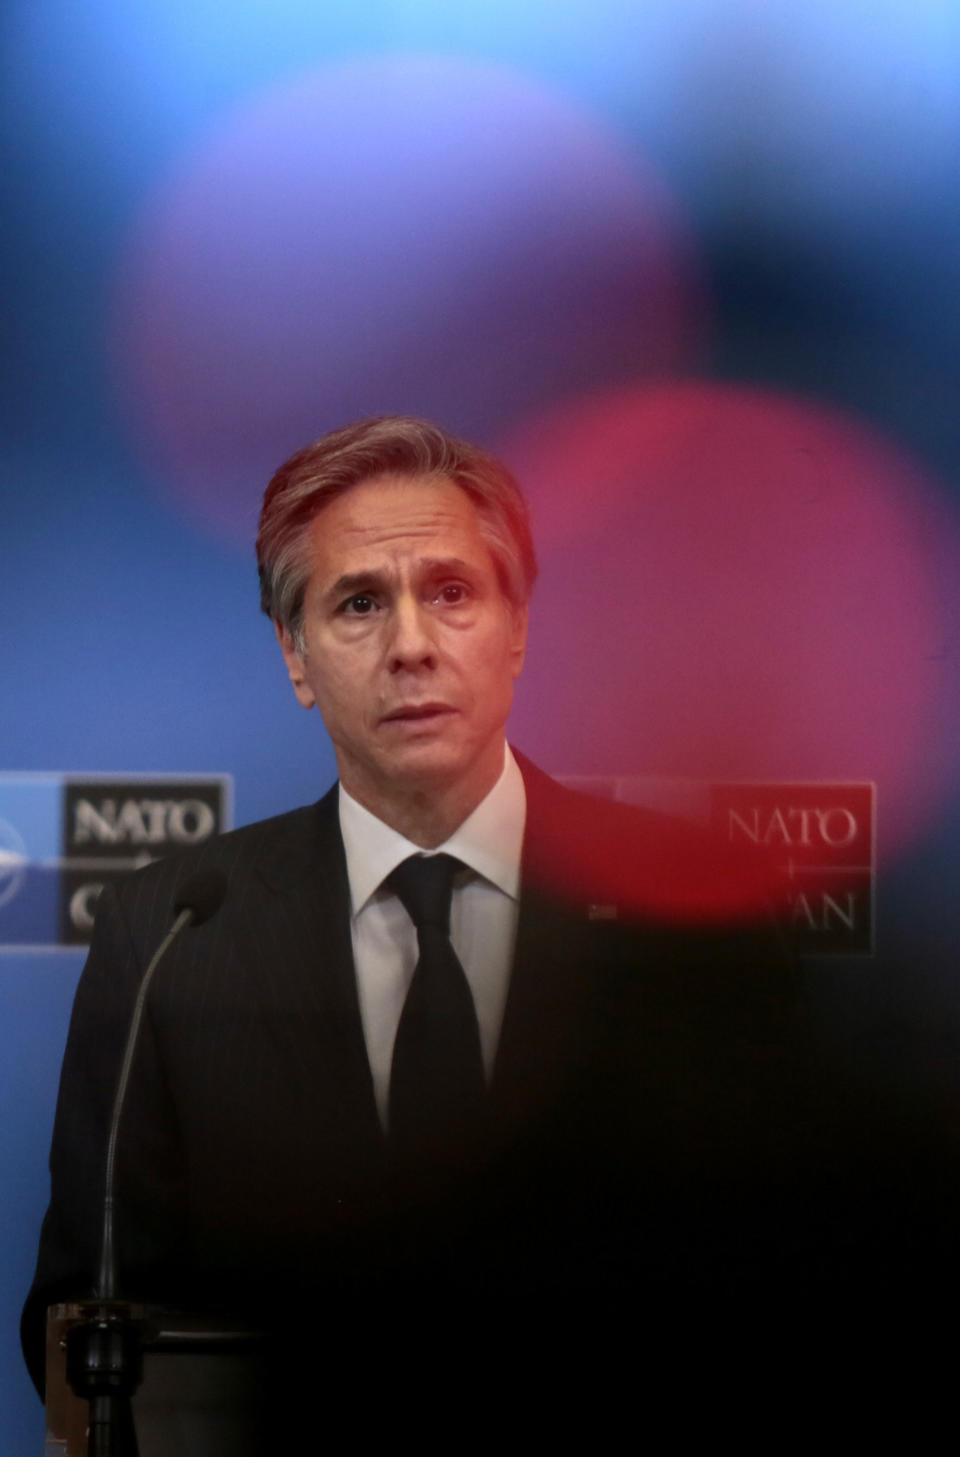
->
277 473 528 813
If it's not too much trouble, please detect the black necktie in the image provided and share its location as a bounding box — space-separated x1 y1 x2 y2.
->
387 853 486 1153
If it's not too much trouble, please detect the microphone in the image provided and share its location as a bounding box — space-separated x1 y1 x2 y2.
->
66 869 227 1457
173 869 228 928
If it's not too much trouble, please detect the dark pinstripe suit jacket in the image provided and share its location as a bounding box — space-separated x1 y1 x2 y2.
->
23 755 819 1394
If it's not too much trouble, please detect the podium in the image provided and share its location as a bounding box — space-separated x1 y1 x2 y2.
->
44 1304 268 1457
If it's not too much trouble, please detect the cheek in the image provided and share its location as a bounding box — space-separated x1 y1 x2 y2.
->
307 656 358 716
318 671 363 717
478 639 522 700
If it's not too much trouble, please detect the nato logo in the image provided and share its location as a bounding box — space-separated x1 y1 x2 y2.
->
0 774 232 950
564 773 875 956
712 781 875 955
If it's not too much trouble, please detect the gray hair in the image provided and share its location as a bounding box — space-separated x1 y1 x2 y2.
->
257 415 537 648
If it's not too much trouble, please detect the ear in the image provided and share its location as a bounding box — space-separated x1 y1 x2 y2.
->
275 620 317 710
508 601 529 680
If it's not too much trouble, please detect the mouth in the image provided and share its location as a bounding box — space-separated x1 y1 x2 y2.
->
380 703 456 725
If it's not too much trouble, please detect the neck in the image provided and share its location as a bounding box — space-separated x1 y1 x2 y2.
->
340 743 506 848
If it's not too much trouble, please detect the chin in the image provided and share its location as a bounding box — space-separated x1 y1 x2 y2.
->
387 744 468 785
380 732 495 791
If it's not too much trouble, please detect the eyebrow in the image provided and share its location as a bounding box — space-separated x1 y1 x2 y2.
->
325 557 479 601
326 570 391 602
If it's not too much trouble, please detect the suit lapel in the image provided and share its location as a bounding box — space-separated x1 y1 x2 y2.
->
252 788 382 1150
490 756 603 1123
494 753 685 1127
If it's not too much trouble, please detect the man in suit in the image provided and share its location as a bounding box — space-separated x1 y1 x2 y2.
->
24 416 835 1426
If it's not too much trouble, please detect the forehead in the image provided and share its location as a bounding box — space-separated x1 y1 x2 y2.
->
305 472 494 578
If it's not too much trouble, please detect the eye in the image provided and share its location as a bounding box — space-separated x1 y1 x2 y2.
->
435 582 470 605
340 594 378 616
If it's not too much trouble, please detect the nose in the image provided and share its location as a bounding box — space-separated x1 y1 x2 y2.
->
387 595 437 673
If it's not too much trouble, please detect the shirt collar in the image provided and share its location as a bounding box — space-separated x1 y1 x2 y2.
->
338 745 526 916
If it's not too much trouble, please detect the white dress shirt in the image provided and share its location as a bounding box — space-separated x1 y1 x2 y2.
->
338 745 526 1128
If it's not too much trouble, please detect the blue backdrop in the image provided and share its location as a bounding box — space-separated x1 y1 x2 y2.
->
4 3 960 1446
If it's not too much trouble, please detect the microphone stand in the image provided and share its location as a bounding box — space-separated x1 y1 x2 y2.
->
65 904 196 1457
64 1305 144 1457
